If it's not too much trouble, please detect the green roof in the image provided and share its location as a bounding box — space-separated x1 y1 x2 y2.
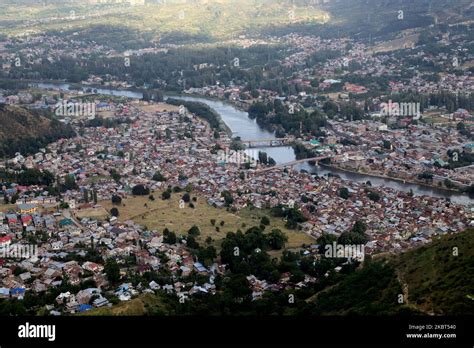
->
59 218 73 226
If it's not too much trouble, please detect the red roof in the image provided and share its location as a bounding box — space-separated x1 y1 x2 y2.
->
0 236 12 243
21 216 32 223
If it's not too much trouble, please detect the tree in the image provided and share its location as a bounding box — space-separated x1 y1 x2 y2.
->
352 220 367 235
110 208 119 217
182 192 191 203
221 191 234 206
267 229 288 250
132 185 150 196
338 220 369 245
339 187 350 199
83 189 89 203
260 216 270 226
197 245 217 265
63 175 78 191
367 191 381 202
186 235 199 249
188 225 201 237
161 191 171 200
110 169 121 183
111 195 122 205
316 233 338 253
152 171 167 182
104 259 120 284
258 151 268 165
224 274 252 301
11 193 19 204
163 230 177 244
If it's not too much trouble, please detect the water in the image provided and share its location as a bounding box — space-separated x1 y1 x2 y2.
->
168 96 473 205
30 82 473 205
32 82 144 99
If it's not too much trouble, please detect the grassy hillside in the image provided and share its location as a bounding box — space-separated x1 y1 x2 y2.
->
0 104 75 157
310 229 474 315
392 228 474 315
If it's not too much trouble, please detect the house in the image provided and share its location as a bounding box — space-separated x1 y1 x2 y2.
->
10 287 25 299
193 262 208 273
76 288 101 304
17 204 38 214
0 288 9 298
19 272 31 282
51 241 63 250
56 292 72 304
464 143 474 154
82 261 104 273
92 296 109 308
0 235 12 248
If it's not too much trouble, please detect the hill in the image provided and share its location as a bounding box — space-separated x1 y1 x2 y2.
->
0 104 75 157
1 0 472 42
392 228 474 315
310 229 474 315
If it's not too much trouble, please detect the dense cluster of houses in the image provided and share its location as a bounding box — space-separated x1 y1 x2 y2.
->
0 26 473 314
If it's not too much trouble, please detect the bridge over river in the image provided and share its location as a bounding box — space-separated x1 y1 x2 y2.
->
253 152 357 174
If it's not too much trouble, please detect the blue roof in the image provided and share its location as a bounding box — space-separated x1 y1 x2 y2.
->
78 304 93 312
117 284 129 291
11 288 25 295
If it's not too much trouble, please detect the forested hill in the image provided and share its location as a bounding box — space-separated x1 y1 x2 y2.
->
0 104 75 158
263 0 473 40
310 228 474 315
1 0 472 41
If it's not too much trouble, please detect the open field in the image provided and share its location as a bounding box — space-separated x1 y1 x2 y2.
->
369 32 420 54
80 293 169 316
74 206 109 220
101 192 313 251
137 103 180 113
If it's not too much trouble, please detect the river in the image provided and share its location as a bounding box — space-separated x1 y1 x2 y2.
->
31 82 473 205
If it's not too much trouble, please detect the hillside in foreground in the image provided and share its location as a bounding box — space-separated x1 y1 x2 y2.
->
311 229 474 315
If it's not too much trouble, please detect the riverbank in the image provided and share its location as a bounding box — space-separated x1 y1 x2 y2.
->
165 96 233 136
26 80 473 205
320 163 469 197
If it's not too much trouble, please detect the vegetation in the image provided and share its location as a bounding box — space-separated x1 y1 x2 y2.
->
0 105 75 157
